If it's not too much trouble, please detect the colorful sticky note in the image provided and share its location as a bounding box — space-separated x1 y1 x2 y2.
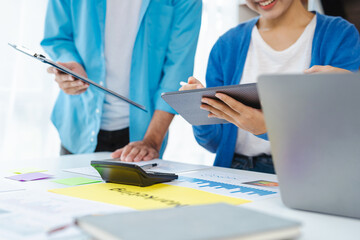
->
6 172 53 182
49 183 251 210
12 167 48 174
52 177 102 186
243 180 279 188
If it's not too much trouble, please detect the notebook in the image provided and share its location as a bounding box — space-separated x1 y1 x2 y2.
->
76 203 301 240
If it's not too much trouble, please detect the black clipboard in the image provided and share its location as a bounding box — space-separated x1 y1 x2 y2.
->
9 43 147 112
161 83 260 125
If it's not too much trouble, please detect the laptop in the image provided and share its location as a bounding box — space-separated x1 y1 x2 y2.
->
258 73 360 219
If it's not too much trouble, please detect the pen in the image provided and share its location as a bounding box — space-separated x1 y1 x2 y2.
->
179 81 188 86
47 223 74 235
141 163 158 170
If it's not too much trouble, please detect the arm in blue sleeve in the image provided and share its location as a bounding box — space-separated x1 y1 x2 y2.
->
154 0 202 113
324 20 360 71
193 125 222 153
40 0 83 64
193 39 226 152
255 133 268 140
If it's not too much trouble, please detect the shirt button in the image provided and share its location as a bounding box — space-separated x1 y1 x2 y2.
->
99 81 104 86
90 138 94 142
96 109 100 114
91 131 95 136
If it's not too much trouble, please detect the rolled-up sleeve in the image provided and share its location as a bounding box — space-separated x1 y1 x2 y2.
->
154 0 202 113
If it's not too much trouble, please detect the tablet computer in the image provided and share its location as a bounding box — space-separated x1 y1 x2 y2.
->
161 83 260 125
9 43 147 112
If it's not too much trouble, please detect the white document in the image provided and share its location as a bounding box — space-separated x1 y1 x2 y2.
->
167 169 280 201
0 180 25 193
0 191 132 239
63 159 210 178
146 159 210 173
63 166 102 178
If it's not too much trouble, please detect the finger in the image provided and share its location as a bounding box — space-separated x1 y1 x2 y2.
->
48 66 67 76
47 67 56 74
56 62 87 78
134 149 148 162
179 83 203 91
55 74 76 84
201 103 237 123
120 145 133 162
62 87 88 95
124 148 141 162
143 150 158 161
208 112 217 118
304 65 323 74
60 84 83 95
179 77 205 91
188 76 201 84
188 77 204 89
75 88 88 95
201 97 239 118
54 62 75 75
60 80 85 90
111 148 124 159
57 61 76 69
73 82 89 90
215 93 247 114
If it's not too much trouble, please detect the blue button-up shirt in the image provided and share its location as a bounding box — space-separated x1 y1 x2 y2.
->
41 0 202 154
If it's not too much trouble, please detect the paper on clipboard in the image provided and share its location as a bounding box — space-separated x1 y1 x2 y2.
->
8 43 147 112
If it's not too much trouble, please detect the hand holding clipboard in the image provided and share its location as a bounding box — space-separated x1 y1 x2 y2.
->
9 43 147 112
47 61 90 95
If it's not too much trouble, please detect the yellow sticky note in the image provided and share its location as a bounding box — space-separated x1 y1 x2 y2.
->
49 183 251 210
12 167 47 174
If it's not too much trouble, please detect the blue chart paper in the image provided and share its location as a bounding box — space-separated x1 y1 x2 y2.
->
179 176 276 196
167 169 279 201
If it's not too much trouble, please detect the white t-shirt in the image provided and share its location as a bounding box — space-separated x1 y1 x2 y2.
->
101 0 142 131
235 15 317 156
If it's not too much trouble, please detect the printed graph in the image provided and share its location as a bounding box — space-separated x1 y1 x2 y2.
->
179 176 276 197
167 169 279 201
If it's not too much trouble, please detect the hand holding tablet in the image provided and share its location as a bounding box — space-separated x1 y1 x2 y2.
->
162 77 260 126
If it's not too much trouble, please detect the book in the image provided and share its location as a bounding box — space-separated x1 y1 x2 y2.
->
76 203 301 240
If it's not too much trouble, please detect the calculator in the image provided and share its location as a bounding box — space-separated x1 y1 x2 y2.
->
91 161 178 187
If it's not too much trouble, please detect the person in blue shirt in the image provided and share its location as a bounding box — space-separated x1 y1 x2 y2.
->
181 0 360 174
41 0 202 162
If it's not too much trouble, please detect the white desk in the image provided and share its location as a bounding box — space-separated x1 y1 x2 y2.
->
1 152 359 239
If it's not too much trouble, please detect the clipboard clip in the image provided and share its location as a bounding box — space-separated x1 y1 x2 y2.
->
8 43 49 63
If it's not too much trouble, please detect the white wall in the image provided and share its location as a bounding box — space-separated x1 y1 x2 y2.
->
164 0 241 165
0 0 59 165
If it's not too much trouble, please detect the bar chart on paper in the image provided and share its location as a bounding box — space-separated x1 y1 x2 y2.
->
168 169 279 201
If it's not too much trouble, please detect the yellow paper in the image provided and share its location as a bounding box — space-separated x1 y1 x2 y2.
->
12 167 47 174
49 183 251 210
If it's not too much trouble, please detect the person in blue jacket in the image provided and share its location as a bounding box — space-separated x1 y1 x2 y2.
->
41 0 202 162
181 0 360 173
